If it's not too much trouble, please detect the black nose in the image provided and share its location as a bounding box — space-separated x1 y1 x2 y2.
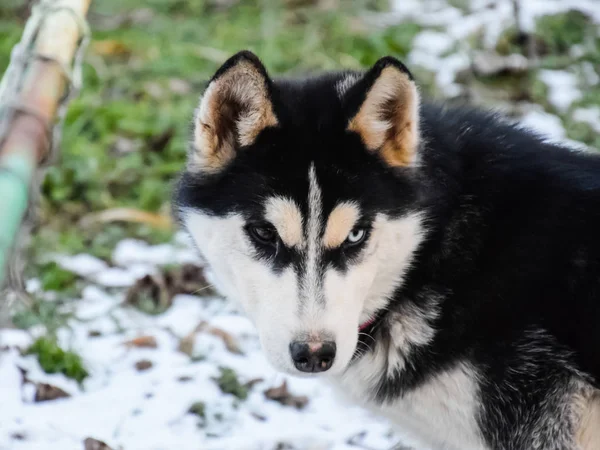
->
289 341 336 373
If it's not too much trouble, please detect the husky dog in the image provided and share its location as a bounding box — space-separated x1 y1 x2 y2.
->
173 51 600 449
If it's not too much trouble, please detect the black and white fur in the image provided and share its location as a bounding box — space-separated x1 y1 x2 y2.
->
173 51 600 450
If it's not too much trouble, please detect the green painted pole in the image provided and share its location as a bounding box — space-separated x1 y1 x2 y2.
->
0 151 35 288
0 0 92 293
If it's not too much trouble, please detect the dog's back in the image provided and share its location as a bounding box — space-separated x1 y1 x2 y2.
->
417 102 600 385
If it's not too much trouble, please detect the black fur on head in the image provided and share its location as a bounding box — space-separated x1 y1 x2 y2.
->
175 50 424 234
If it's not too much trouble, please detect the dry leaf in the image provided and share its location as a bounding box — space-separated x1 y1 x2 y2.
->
244 377 264 389
19 369 71 403
195 321 243 355
264 381 309 409
124 336 158 349
178 321 243 357
178 333 196 357
10 432 26 441
80 208 172 230
124 274 172 314
125 264 215 315
206 326 243 355
273 443 295 450
135 359 153 371
84 437 113 450
173 264 215 296
34 383 70 402
92 40 131 57
251 412 267 422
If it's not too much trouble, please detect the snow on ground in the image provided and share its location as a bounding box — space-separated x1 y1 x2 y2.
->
573 106 600 134
518 108 589 152
391 0 599 112
519 107 567 140
0 236 405 450
538 70 581 113
2 1 599 449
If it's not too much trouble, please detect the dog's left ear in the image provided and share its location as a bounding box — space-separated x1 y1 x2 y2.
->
344 57 420 167
189 50 278 173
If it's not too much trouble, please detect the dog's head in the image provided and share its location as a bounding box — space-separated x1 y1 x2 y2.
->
174 51 426 377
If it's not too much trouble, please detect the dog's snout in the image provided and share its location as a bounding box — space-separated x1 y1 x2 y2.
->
289 340 336 373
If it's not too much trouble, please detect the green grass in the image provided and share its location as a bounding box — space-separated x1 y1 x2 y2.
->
37 262 78 292
213 366 249 400
536 10 593 55
564 116 600 150
188 401 206 419
11 296 70 332
10 263 77 332
25 337 89 384
496 10 596 59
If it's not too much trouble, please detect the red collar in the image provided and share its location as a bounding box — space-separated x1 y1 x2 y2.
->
359 317 376 331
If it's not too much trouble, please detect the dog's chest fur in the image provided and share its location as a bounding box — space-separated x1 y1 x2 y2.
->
333 360 487 450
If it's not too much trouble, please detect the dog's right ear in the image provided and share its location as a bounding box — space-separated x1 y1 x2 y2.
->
343 57 421 168
188 51 278 173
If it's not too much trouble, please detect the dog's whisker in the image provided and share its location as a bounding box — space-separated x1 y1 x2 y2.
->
189 284 216 295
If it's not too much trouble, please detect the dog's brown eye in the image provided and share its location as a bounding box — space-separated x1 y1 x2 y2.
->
248 225 277 245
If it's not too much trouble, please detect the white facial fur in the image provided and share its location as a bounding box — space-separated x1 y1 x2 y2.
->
181 166 425 376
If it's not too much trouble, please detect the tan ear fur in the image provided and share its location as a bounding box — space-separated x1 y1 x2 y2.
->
348 66 420 167
189 59 278 173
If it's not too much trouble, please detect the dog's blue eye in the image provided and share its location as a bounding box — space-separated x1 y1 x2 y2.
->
345 228 367 246
248 225 278 245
